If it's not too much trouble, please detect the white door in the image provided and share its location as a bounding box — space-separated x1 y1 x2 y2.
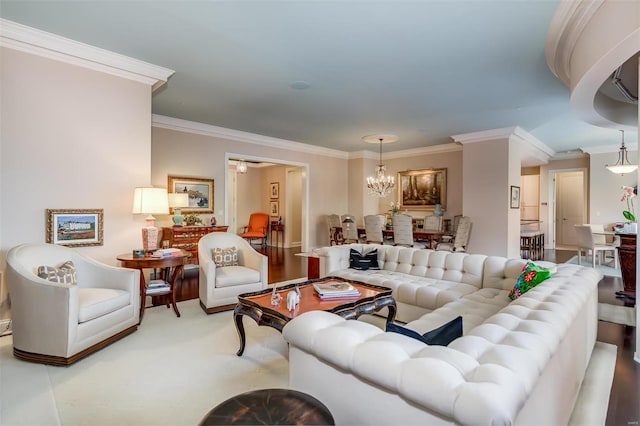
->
556 171 585 247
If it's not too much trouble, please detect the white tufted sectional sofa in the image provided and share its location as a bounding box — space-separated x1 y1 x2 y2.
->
282 244 602 425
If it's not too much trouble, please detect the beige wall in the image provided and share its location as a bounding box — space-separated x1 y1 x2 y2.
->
152 126 349 248
0 48 154 319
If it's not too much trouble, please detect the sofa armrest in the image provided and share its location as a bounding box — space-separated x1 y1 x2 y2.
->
6 264 78 356
242 249 268 287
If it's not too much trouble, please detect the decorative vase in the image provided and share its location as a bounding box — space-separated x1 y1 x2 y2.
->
624 223 638 234
434 204 443 217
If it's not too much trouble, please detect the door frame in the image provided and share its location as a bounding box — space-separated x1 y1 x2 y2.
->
547 167 588 249
225 153 310 252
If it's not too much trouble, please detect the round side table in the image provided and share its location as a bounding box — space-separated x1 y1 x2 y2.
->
199 388 334 426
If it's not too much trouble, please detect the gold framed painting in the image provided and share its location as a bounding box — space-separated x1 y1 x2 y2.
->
46 209 104 247
168 175 214 214
397 168 447 211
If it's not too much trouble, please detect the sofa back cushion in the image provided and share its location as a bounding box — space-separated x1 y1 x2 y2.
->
380 247 486 289
482 256 530 290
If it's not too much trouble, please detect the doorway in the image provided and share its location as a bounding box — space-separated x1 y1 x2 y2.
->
550 169 587 249
226 154 309 252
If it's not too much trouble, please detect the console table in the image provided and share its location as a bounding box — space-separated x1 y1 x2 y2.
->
162 225 228 265
616 233 636 305
270 222 284 247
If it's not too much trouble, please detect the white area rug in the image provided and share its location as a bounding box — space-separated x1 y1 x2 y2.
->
0 299 618 426
563 256 636 326
565 255 621 278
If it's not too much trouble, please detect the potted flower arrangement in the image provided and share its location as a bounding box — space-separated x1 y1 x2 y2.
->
620 186 637 233
183 213 202 226
387 201 401 228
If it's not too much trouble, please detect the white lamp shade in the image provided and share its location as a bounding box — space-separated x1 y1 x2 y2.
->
132 187 169 215
168 193 189 208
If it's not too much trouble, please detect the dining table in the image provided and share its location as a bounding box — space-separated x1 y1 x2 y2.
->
332 226 444 249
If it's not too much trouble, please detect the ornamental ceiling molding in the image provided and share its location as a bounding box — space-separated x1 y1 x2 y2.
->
545 0 640 130
545 0 604 87
349 143 462 161
0 18 174 91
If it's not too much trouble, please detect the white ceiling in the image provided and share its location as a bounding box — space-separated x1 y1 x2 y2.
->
1 1 637 154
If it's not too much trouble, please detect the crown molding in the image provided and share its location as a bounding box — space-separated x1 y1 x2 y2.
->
152 115 349 159
550 150 590 160
453 126 556 165
0 18 174 91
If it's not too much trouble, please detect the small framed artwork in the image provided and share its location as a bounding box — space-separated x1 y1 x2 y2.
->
270 182 279 199
510 185 521 209
46 209 104 247
168 175 214 214
270 200 279 217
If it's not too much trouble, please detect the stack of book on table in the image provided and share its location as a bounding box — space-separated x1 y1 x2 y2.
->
146 279 170 295
313 280 361 299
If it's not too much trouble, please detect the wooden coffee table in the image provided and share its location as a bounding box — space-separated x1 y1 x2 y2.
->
234 276 396 356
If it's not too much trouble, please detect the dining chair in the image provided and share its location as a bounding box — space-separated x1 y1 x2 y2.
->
327 214 343 245
340 214 359 243
364 214 386 244
574 224 618 268
392 214 425 248
423 215 443 232
436 216 471 252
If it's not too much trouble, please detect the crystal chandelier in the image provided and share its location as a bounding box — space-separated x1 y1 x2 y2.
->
363 135 398 197
606 130 637 175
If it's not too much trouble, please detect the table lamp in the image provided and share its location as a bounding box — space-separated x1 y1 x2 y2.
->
132 187 169 252
168 193 189 226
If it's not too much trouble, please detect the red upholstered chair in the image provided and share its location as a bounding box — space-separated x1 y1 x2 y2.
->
241 213 269 247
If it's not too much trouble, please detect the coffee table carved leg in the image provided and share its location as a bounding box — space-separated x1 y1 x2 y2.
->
385 302 397 325
234 311 246 356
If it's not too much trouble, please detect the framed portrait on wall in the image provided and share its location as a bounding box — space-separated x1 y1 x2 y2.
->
270 201 279 217
270 182 279 199
168 175 214 214
510 185 521 209
397 168 447 211
46 209 104 247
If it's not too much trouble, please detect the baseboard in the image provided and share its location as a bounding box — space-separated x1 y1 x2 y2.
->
0 319 12 336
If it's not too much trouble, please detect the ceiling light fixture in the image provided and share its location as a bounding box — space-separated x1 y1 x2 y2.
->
363 134 399 197
606 130 638 175
236 159 248 174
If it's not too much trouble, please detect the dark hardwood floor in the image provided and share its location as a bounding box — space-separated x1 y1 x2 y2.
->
167 246 638 425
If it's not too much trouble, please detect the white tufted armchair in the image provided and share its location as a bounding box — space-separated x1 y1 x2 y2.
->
198 232 268 314
5 243 140 365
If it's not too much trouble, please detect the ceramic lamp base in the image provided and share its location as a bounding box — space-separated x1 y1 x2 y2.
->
142 226 160 252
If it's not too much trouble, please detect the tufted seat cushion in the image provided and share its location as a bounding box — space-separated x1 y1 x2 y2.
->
284 262 602 425
215 266 261 288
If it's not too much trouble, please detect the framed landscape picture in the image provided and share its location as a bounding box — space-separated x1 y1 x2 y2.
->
168 175 214 214
397 168 447 211
46 209 103 247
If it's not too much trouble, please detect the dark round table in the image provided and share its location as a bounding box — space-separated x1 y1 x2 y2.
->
199 388 334 425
